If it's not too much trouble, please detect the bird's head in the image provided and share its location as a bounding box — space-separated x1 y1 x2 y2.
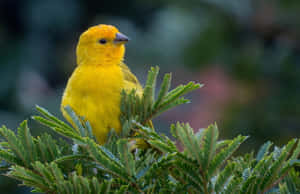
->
76 24 129 66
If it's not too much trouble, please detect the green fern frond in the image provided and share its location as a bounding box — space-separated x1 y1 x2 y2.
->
207 135 248 177
0 66 298 193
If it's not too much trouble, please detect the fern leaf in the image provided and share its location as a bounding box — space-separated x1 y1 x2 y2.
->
173 122 202 164
214 162 236 193
33 116 84 141
142 66 159 120
117 139 135 177
86 139 131 182
153 73 172 109
148 139 176 153
0 150 21 166
35 105 74 132
289 139 300 161
17 120 37 164
208 135 248 177
224 177 242 194
32 161 55 188
256 141 273 161
241 175 257 194
0 126 27 166
8 165 49 192
202 123 219 169
260 139 297 192
64 106 86 136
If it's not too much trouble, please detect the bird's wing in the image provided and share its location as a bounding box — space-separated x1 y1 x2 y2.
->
120 62 143 96
120 62 154 129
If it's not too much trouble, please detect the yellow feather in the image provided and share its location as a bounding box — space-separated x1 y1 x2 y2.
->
61 24 143 144
120 62 143 95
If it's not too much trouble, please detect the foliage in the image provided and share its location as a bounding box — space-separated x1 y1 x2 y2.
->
0 67 299 193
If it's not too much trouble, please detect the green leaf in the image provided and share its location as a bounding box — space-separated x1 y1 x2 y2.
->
32 161 55 188
256 141 273 161
148 139 177 153
0 125 27 166
224 177 242 194
152 98 190 118
260 139 297 191
153 73 172 109
36 133 62 162
49 162 64 182
159 81 202 109
143 66 159 104
208 135 248 177
17 120 37 163
141 66 159 120
64 106 86 137
33 116 84 142
202 123 219 169
54 154 90 163
99 179 112 194
0 150 21 166
172 122 203 164
35 105 74 132
174 159 205 192
283 169 299 194
86 139 131 182
117 139 135 177
214 162 235 193
241 175 257 193
289 139 300 161
8 165 48 192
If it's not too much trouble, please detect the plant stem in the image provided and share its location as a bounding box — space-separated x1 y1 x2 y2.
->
262 171 289 194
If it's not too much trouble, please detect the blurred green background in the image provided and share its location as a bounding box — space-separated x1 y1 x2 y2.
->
0 0 299 193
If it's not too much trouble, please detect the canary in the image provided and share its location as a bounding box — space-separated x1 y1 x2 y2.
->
61 24 143 144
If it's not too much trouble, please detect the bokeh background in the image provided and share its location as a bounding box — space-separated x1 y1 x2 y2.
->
0 0 299 193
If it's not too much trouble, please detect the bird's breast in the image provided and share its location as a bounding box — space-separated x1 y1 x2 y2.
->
61 64 124 143
72 64 123 95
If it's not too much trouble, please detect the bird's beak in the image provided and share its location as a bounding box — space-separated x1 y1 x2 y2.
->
114 32 129 44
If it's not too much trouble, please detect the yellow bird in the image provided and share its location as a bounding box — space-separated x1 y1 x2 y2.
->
61 24 143 144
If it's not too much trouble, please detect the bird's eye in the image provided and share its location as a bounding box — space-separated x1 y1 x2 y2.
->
99 39 107 44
